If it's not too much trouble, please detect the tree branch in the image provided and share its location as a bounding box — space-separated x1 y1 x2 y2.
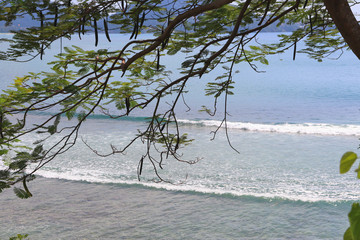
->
323 0 360 59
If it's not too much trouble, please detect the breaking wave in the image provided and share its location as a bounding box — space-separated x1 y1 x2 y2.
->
178 119 360 136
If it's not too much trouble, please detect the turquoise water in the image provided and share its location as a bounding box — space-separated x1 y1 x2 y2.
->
0 33 360 239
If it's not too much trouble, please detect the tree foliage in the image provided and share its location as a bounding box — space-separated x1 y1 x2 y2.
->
340 152 360 240
0 0 359 195
8 234 29 240
1 1 360 238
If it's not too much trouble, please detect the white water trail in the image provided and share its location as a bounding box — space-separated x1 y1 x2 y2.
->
178 119 360 136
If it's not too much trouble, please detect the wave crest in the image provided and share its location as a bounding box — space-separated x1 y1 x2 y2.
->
178 119 360 136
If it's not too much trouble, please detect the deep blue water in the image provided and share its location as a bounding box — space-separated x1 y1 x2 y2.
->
0 33 360 239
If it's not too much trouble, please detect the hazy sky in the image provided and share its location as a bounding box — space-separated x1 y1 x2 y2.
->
352 4 360 15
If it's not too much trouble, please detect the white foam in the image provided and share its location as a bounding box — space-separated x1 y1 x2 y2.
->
178 119 360 136
33 169 358 203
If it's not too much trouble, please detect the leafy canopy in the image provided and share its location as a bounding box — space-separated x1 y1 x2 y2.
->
0 0 358 195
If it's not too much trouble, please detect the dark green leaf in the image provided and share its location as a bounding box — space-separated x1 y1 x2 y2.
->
48 125 56 134
14 187 32 199
77 110 87 122
104 19 111 42
63 85 79 93
31 145 43 157
115 100 125 110
0 170 10 180
0 149 8 155
9 160 27 170
0 180 9 190
65 110 76 120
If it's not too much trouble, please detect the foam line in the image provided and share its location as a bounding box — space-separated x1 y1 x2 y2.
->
178 119 360 136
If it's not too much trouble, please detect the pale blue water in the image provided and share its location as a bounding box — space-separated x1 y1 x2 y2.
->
0 33 360 239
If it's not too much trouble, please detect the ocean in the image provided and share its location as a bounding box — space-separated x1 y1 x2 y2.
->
0 32 360 239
